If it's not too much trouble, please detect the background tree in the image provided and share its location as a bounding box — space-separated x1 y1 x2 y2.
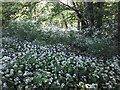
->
96 2 104 29
118 1 120 56
60 1 87 29
84 1 94 27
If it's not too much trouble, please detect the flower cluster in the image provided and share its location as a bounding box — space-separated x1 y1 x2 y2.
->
1 38 120 89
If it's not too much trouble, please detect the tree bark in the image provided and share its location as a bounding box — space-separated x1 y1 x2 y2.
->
61 13 68 29
118 1 120 56
77 19 80 30
85 2 94 26
96 2 104 29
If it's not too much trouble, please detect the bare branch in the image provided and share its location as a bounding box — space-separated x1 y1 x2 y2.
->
59 1 79 12
59 1 87 26
71 0 76 8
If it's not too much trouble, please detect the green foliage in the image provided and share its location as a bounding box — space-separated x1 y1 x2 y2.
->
1 37 120 89
2 2 23 24
1 1 120 89
3 20 40 41
2 2 38 25
3 20 117 58
88 39 115 58
79 24 117 58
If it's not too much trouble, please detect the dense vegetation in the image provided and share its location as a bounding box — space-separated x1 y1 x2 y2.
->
1 0 120 89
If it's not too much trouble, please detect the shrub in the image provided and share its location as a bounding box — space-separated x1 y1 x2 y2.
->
2 20 40 41
87 38 115 59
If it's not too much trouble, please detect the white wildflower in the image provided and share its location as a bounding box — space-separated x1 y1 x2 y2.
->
85 84 92 88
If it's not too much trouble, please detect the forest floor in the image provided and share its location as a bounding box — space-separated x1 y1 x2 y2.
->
1 22 120 89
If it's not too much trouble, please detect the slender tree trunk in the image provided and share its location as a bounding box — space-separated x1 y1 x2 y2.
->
34 4 37 20
97 2 104 29
61 13 68 29
77 13 87 29
118 1 120 56
77 19 80 30
70 22 73 27
85 2 94 26
61 22 63 28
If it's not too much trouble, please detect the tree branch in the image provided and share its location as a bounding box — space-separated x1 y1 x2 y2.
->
59 1 82 18
59 1 87 27
59 1 79 12
71 0 76 8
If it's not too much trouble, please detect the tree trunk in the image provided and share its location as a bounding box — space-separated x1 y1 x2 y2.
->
85 2 94 26
61 13 68 29
76 13 87 29
77 19 80 30
96 2 104 29
118 1 120 56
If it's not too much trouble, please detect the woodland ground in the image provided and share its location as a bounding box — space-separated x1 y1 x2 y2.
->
1 20 120 89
